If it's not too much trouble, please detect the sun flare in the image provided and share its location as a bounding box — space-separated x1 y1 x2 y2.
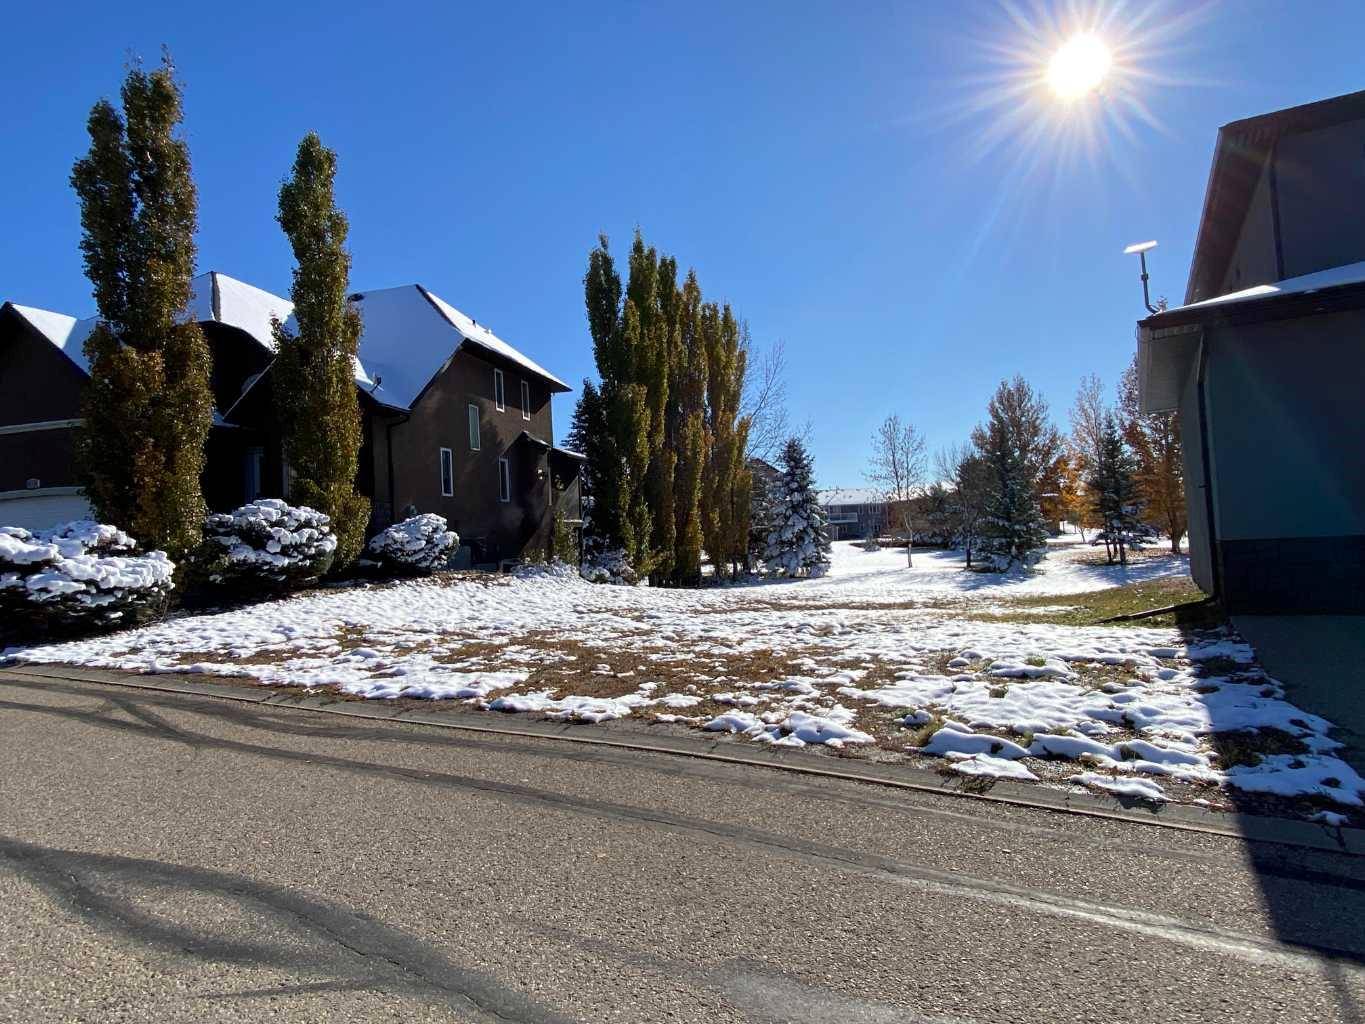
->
1046 33 1112 100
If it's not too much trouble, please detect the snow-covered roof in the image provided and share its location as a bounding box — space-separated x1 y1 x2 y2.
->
819 487 887 507
5 272 569 413
189 271 293 352
6 303 96 373
1171 259 1365 314
348 285 570 410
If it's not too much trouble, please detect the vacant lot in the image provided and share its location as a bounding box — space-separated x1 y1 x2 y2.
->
6 541 1360 821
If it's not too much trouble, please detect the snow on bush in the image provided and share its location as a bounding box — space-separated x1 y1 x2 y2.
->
360 514 458 574
763 438 831 578
580 548 639 586
0 520 174 636
197 499 337 589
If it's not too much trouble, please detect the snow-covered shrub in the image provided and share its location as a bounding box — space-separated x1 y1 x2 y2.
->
359 514 458 575
0 521 174 637
580 548 639 586
197 499 336 589
861 535 882 552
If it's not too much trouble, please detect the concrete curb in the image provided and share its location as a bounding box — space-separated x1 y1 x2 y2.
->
4 662 1362 856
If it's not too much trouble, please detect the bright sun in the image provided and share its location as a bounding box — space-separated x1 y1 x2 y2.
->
1047 33 1112 100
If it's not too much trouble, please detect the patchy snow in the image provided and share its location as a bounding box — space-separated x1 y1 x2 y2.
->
4 541 1358 813
1073 773 1170 803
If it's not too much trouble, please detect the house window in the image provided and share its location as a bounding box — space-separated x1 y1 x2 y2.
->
497 456 511 503
520 379 531 420
467 404 481 451
439 447 454 497
493 368 505 411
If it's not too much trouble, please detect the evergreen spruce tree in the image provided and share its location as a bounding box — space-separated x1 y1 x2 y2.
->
1088 414 1157 565
270 133 369 569
564 379 604 558
71 54 213 560
763 437 831 577
971 377 1060 571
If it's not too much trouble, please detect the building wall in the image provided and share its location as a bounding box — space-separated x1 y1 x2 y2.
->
1276 120 1365 279
1203 313 1365 611
1175 349 1214 595
1219 157 1280 295
0 313 89 521
387 347 558 563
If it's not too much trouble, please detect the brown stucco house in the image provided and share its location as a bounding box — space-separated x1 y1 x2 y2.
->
1137 90 1365 613
1 271 582 567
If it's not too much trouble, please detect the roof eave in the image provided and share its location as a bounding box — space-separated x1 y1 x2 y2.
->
1141 278 1365 332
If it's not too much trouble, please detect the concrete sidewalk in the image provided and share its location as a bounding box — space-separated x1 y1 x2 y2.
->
1234 615 1365 774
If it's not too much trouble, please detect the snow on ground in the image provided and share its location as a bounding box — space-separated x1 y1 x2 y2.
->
5 542 1360 815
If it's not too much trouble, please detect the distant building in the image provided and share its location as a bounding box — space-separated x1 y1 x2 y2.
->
1 272 582 566
818 487 888 541
1137 90 1365 613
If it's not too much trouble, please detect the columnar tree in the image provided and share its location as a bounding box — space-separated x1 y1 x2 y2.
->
670 271 708 585
271 133 369 569
972 377 1061 570
1087 414 1157 565
1118 356 1186 553
866 413 927 566
764 437 831 577
584 236 653 572
701 305 751 579
71 54 213 559
581 231 752 584
625 234 676 583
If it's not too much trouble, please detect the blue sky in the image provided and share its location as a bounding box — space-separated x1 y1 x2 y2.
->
4 1 1362 487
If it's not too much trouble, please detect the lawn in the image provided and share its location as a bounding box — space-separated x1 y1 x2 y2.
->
5 539 1360 822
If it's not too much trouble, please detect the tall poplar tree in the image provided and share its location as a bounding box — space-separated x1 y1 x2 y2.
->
584 235 653 571
701 304 751 579
669 271 708 585
71 54 213 559
270 133 369 569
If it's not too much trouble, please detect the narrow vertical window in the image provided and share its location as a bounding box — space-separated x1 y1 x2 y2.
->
520 379 531 420
497 457 511 503
440 447 454 497
467 404 481 451
493 368 505 411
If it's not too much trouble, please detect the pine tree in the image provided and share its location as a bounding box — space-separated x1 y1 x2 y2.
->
1088 414 1157 565
70 54 213 560
971 377 1060 571
564 379 604 558
270 133 369 569
764 437 831 577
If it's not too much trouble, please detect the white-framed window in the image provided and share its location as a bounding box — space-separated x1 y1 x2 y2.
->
467 404 481 451
520 379 531 420
497 456 511 503
439 447 454 497
493 368 505 411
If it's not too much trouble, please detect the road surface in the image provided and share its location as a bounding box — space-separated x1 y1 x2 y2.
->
2 669 1364 1023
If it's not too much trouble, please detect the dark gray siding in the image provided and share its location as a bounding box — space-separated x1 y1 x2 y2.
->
1276 120 1365 279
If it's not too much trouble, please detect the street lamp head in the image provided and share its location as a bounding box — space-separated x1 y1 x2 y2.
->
1124 239 1160 314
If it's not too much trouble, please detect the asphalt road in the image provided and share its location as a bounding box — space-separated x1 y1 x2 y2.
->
3 670 1365 1023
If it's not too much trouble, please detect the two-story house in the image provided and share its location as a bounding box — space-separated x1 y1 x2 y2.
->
818 488 889 541
1 272 582 567
1137 90 1365 612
